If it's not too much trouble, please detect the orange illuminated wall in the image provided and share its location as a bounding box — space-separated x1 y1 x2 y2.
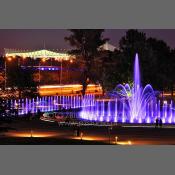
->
38 84 103 96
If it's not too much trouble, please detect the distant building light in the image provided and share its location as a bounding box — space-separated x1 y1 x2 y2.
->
7 57 12 61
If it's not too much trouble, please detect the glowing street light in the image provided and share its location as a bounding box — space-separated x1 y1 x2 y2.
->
128 141 132 145
22 55 26 60
80 132 83 140
30 130 33 137
7 57 12 61
38 58 47 84
108 126 112 144
60 59 63 85
42 58 46 62
115 136 118 144
4 56 13 90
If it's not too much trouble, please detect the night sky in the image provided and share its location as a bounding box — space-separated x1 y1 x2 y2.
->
1 29 175 54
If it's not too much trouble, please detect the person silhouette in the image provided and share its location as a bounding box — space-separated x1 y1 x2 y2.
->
159 118 163 128
155 118 159 128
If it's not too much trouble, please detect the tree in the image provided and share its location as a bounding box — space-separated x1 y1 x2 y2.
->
6 57 37 98
119 29 148 84
118 29 173 96
168 49 175 96
92 50 118 94
146 38 171 94
65 29 108 96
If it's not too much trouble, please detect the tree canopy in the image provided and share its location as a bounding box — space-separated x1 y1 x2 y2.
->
65 29 108 96
6 57 37 98
65 29 175 96
107 29 175 95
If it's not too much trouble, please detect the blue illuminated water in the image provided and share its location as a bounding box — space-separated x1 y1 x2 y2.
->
79 54 175 124
8 94 87 115
7 54 175 124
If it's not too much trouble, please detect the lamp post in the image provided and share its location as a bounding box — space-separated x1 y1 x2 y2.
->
60 59 63 84
4 56 12 90
4 57 6 90
17 56 20 67
39 59 41 84
108 126 112 144
51 57 53 66
66 62 69 83
67 59 73 83
115 136 118 145
38 58 46 84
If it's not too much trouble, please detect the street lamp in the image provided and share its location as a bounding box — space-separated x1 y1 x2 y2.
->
38 59 41 84
42 58 46 63
80 132 83 140
17 56 20 67
4 57 7 90
51 57 53 66
7 57 12 61
67 59 73 83
55 57 74 85
38 58 46 84
60 59 63 85
4 56 12 90
115 136 118 144
108 126 112 144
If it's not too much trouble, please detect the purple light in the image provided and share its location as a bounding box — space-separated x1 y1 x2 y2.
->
79 54 175 124
6 54 175 124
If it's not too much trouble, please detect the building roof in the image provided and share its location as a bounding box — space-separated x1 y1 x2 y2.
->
4 49 74 61
4 43 117 60
99 42 116 52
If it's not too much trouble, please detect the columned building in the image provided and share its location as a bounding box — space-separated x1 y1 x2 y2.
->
3 43 116 95
4 48 74 61
4 49 76 85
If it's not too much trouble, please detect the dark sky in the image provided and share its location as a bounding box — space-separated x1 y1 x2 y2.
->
1 29 175 54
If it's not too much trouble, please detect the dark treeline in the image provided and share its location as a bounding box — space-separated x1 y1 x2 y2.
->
65 29 108 96
66 29 175 96
0 56 38 98
6 56 37 98
110 29 175 96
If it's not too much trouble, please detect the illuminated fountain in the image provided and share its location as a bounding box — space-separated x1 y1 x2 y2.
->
113 53 155 123
10 95 88 115
80 53 175 124
7 53 175 124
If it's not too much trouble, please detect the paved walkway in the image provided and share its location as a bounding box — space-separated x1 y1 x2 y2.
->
1 119 175 145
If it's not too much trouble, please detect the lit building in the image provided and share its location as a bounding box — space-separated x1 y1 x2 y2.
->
39 84 103 96
4 48 75 61
4 48 78 85
98 42 117 52
3 47 111 95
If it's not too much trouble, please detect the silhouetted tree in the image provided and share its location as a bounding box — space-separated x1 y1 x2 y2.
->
119 29 148 84
168 49 175 96
6 57 37 98
146 38 171 94
65 29 108 96
117 29 173 95
92 50 118 93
